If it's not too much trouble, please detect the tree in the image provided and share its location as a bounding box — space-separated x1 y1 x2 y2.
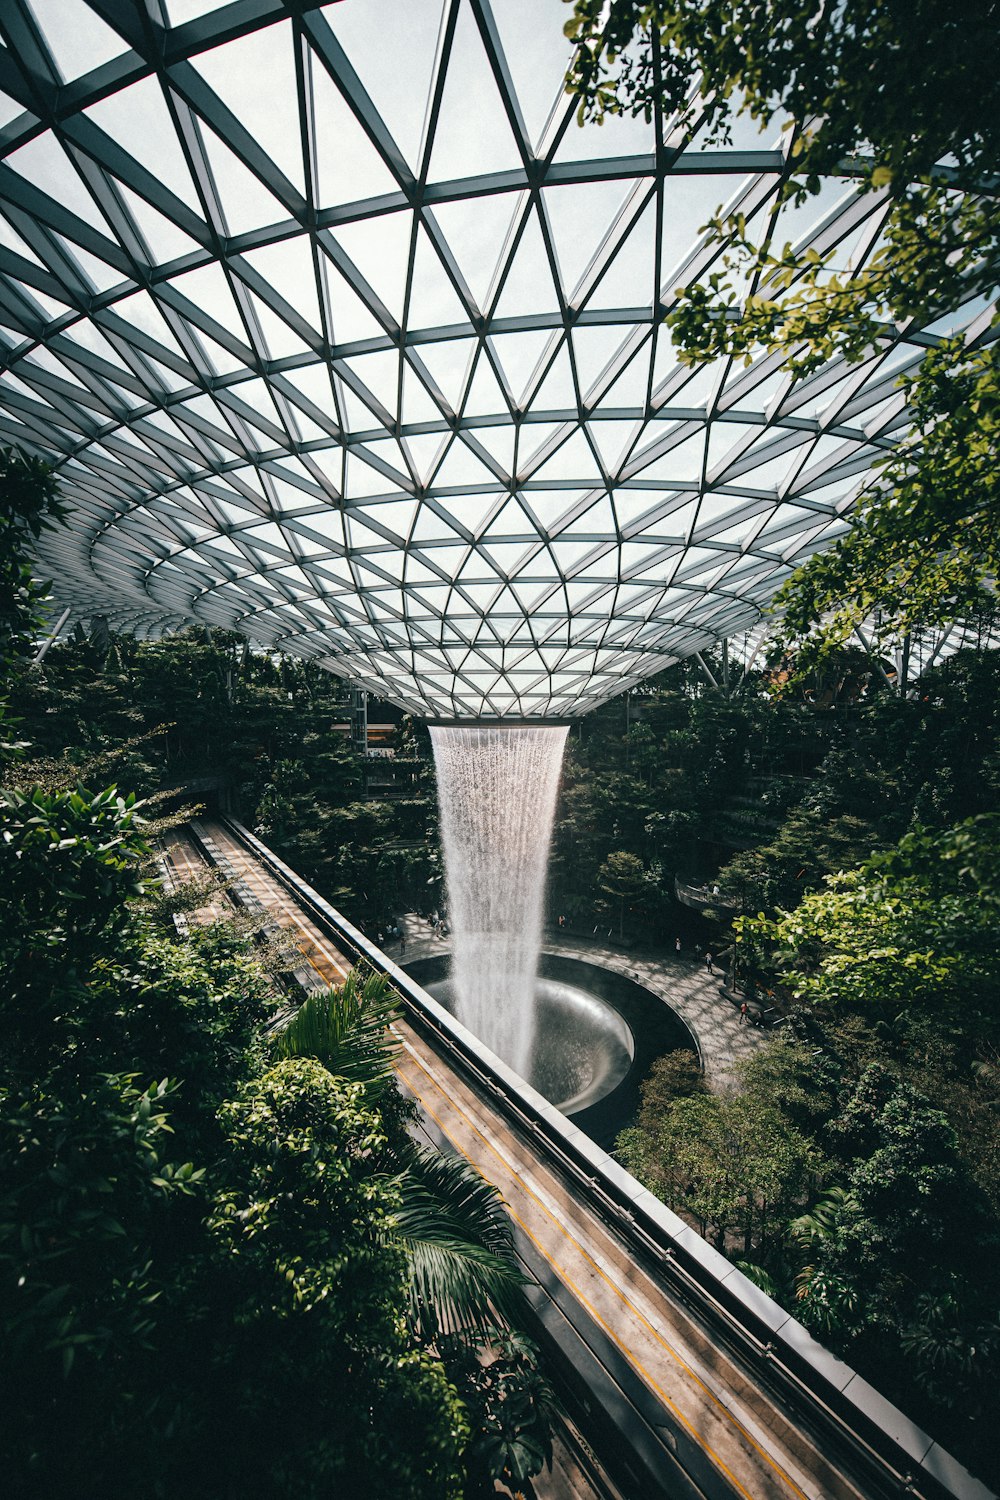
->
0 448 60 675
617 1040 819 1254
565 0 1000 660
0 665 480 1498
0 447 61 761
738 815 1000 1040
597 849 648 938
275 973 526 1340
200 1057 470 1500
788 1067 999 1413
271 972 557 1493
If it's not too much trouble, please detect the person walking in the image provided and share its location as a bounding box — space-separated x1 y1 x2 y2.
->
705 952 713 973
739 1000 749 1025
674 936 681 956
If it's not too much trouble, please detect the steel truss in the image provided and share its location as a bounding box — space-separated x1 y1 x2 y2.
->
0 0 993 718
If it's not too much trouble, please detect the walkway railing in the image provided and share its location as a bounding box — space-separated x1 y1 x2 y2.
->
674 876 739 913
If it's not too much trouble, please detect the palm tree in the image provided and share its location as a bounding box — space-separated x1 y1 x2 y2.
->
789 1186 863 1338
275 968 524 1339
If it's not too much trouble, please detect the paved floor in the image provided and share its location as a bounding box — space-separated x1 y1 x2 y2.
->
398 919 766 1093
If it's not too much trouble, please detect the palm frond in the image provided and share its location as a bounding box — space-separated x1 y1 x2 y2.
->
396 1144 524 1337
789 1185 856 1250
275 967 400 1097
405 1237 524 1339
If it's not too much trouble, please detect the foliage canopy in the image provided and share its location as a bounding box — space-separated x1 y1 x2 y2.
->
565 0 1000 659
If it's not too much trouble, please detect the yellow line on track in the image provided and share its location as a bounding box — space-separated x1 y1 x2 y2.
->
398 1040 811 1500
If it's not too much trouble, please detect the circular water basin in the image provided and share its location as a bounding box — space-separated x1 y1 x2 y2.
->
404 952 697 1145
423 974 634 1114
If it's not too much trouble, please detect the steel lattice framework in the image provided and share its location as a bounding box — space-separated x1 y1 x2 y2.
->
0 0 991 718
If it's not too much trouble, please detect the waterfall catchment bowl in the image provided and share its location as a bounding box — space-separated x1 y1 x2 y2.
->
404 953 696 1146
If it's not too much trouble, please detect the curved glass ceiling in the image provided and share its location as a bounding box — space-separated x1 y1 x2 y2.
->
0 0 989 718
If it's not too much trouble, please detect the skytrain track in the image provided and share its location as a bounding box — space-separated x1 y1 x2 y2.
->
164 819 993 1500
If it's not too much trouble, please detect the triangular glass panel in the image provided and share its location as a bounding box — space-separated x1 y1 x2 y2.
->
241 237 323 339
666 361 716 411
321 259 385 344
461 351 508 419
304 446 345 495
198 121 288 235
491 207 559 320
193 20 305 197
586 419 638 475
528 342 576 411
346 452 390 498
486 329 552 406
363 497 417 538
482 542 527 575
550 537 595 573
281 362 339 426
411 505 460 543
49 236 121 293
112 182 201 266
706 420 762 474
6 134 113 238
0 218 47 270
307 47 398 207
358 439 411 486
554 99 653 163
29 0 128 81
600 347 652 410
585 197 656 312
409 224 471 330
570 323 631 402
529 426 602 483
489 0 571 150
542 180 632 297
334 210 413 325
343 348 401 418
659 174 746 287
427 194 518 311
426 0 522 182
483 496 533 539
246 291 312 360
433 435 496 488
470 422 516 476
231 377 284 431
518 486 577 535
112 288 189 359
321 0 443 174
633 432 705 482
413 338 473 413
559 494 615 537
441 491 498 535
400 360 445 425
297 507 346 548
401 431 447 484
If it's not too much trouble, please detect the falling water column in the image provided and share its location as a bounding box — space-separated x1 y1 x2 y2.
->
430 724 569 1080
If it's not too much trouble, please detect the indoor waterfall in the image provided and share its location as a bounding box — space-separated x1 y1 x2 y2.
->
430 724 569 1079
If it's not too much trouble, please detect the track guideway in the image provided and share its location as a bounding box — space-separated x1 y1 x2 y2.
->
168 820 986 1500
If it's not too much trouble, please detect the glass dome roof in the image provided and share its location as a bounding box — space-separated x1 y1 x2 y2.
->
0 0 987 718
